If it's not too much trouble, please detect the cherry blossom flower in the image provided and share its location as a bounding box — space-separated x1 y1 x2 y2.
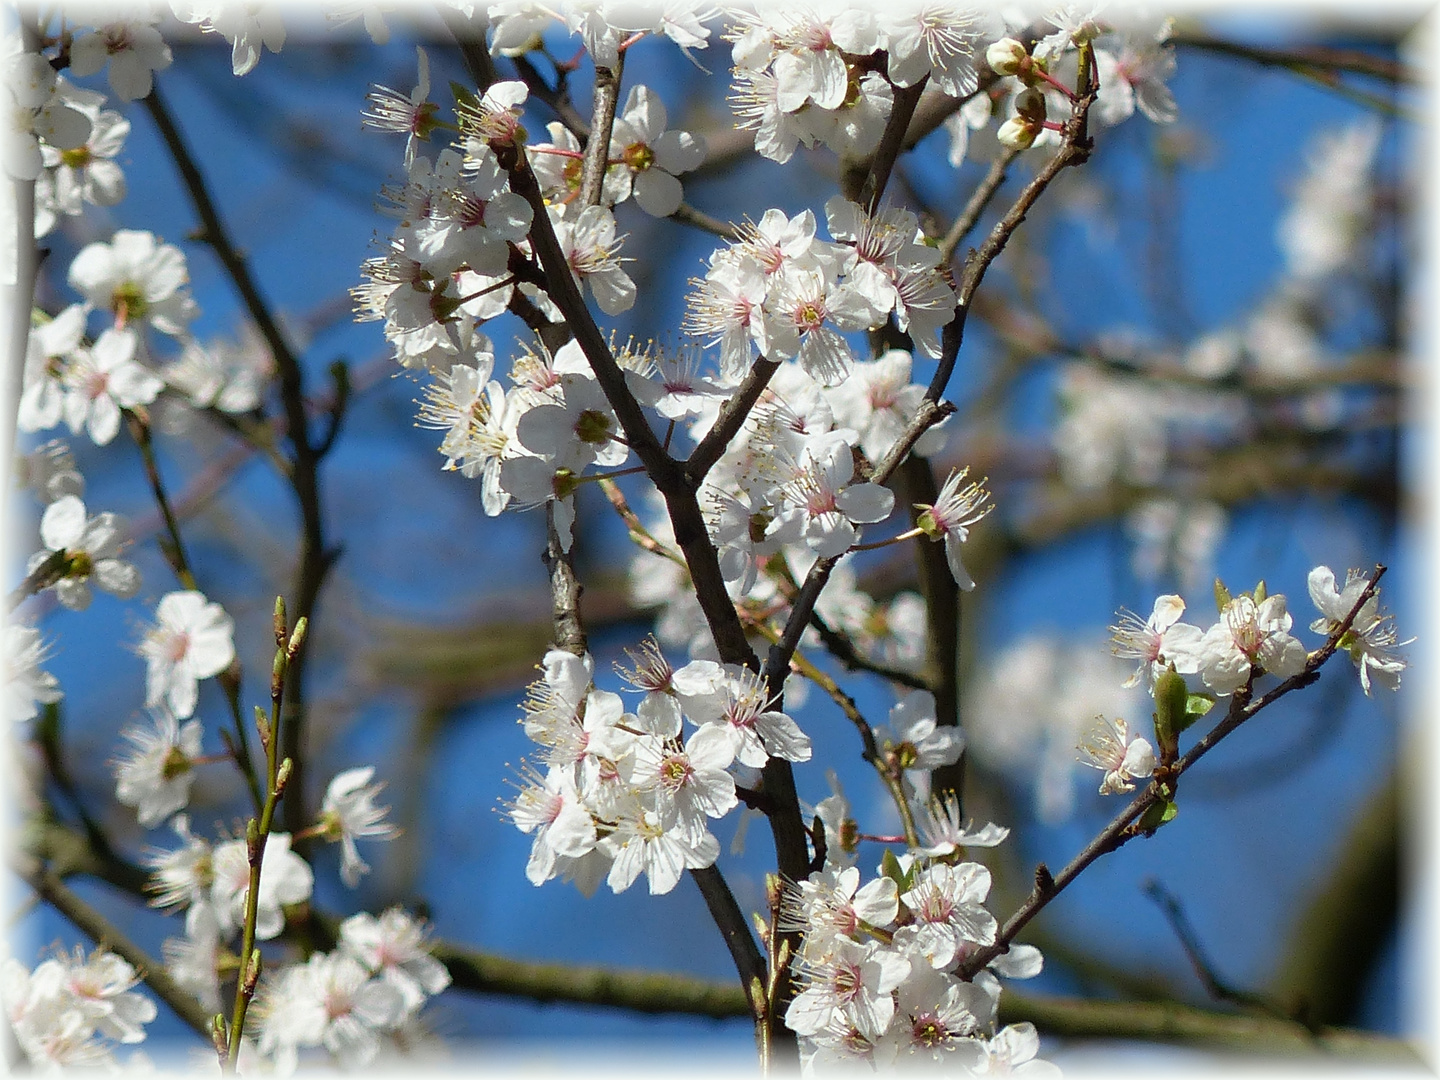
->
339 908 451 1019
67 229 198 337
550 204 636 315
111 705 203 827
318 766 400 887
59 328 164 446
973 1021 1063 1077
67 16 173 101
914 792 1009 859
895 861 998 969
604 802 719 895
361 46 440 168
873 966 990 1066
608 84 706 217
31 494 140 610
18 304 87 435
5 622 62 723
1165 592 1307 696
1077 715 1155 795
173 0 287 77
2 53 91 181
508 763 598 885
210 831 314 940
875 690 965 781
786 936 910 1042
916 467 993 591
36 89 129 232
1307 566 1409 695
137 590 235 719
1109 593 1195 690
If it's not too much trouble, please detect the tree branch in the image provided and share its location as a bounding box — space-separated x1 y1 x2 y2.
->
956 567 1389 980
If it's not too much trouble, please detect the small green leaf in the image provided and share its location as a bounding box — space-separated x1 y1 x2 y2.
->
450 80 479 111
879 848 912 891
1214 578 1232 613
1184 693 1215 723
1137 798 1178 832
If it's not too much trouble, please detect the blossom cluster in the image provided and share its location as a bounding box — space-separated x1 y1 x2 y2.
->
781 788 1054 1072
0 946 157 1069
508 644 810 895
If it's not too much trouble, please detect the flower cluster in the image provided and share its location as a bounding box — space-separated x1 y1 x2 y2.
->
780 819 1053 1071
0 946 157 1069
508 645 810 895
250 908 450 1071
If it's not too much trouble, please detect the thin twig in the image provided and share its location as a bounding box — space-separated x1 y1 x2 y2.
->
579 54 623 207
126 410 198 591
669 200 743 242
955 566 1389 980
938 145 1021 265
1143 878 1301 1024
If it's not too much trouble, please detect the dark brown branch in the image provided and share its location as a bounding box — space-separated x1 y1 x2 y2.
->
685 357 779 484
804 609 933 692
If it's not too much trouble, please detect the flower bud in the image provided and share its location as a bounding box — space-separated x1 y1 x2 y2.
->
986 38 1028 76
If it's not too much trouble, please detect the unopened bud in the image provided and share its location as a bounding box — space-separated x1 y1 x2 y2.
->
255 706 270 751
997 115 1039 150
287 617 308 659
1015 88 1048 124
276 757 293 794
243 949 263 997
245 818 260 863
210 1015 228 1061
273 596 287 647
1152 664 1189 763
986 37 1028 76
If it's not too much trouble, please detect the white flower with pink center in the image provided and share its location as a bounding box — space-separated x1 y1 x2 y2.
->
138 590 235 719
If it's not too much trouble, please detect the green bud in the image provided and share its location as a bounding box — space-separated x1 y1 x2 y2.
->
1253 579 1267 604
288 617 308 659
273 596 287 646
1152 664 1189 762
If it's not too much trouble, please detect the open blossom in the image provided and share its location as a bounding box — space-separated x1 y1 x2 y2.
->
339 908 451 1019
1077 716 1155 795
173 0 286 76
916 468 993 591
1165 592 1307 696
5 622 62 722
1109 594 1195 690
895 861 998 969
211 831 314 940
60 327 163 446
1308 566 1409 695
138 590 235 719
318 766 400 887
111 705 203 827
608 84 706 217
67 17 173 100
2 946 157 1067
31 494 140 610
67 229 198 337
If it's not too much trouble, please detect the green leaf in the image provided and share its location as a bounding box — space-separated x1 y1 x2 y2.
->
1184 693 1215 723
450 80 479 111
1137 798 1179 832
879 848 912 892
1214 578 1232 613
